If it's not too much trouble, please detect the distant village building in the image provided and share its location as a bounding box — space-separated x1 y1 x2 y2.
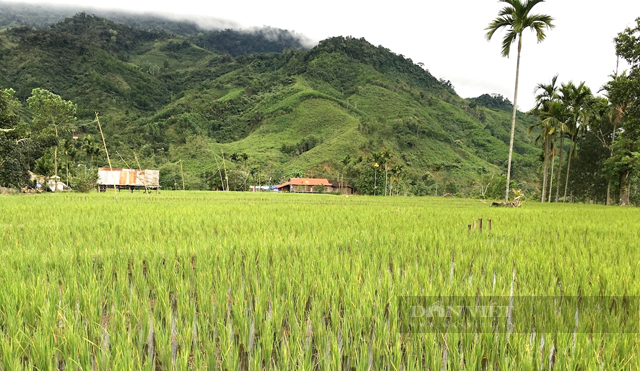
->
276 178 332 193
46 176 68 192
28 172 66 192
250 185 278 192
275 178 355 194
330 181 354 195
97 168 160 192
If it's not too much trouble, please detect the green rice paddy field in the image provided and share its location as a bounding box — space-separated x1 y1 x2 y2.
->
0 192 639 370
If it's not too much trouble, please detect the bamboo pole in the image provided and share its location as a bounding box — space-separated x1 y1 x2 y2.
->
95 113 117 202
221 150 229 191
115 151 132 169
133 152 149 194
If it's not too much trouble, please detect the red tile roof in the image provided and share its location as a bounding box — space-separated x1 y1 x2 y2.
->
276 178 332 188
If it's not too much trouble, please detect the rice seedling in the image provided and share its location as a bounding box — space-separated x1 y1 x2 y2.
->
0 191 638 369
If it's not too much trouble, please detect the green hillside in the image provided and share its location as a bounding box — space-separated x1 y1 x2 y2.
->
0 13 539 195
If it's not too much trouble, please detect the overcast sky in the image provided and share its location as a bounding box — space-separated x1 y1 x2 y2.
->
4 0 640 110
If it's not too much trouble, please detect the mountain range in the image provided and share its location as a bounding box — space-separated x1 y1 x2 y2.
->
0 2 539 195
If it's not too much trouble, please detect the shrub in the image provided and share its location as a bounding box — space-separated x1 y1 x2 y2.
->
74 170 99 193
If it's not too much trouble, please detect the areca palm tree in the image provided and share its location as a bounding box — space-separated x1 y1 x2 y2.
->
534 74 559 110
551 82 575 202
486 0 554 202
530 103 565 202
561 81 593 202
530 75 559 202
541 101 567 202
527 121 552 202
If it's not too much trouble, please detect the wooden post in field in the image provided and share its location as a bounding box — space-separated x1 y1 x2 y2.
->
473 219 477 231
95 113 117 202
468 225 471 235
479 218 483 232
488 219 492 232
179 160 185 191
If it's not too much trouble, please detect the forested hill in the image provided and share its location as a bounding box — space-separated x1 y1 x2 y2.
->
469 93 514 112
0 1 308 55
0 12 539 196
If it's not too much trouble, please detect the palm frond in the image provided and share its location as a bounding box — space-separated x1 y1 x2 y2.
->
498 5 516 17
533 134 543 145
559 122 569 133
498 0 522 9
547 126 556 135
504 0 525 15
525 14 555 42
533 74 559 110
501 31 518 57
487 0 552 57
524 0 546 12
485 15 513 40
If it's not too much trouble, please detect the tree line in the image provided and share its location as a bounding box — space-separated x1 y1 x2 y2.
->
0 88 101 191
526 18 640 205
487 0 640 205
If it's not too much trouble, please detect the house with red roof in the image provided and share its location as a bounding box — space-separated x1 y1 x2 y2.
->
275 178 333 193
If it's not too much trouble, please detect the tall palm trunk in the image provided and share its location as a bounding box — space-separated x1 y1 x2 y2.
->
66 156 70 188
541 136 549 203
606 120 618 205
385 166 388 196
374 169 377 196
563 138 576 202
53 125 58 193
554 134 564 202
505 36 522 203
548 138 556 203
620 171 631 206
548 156 555 203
